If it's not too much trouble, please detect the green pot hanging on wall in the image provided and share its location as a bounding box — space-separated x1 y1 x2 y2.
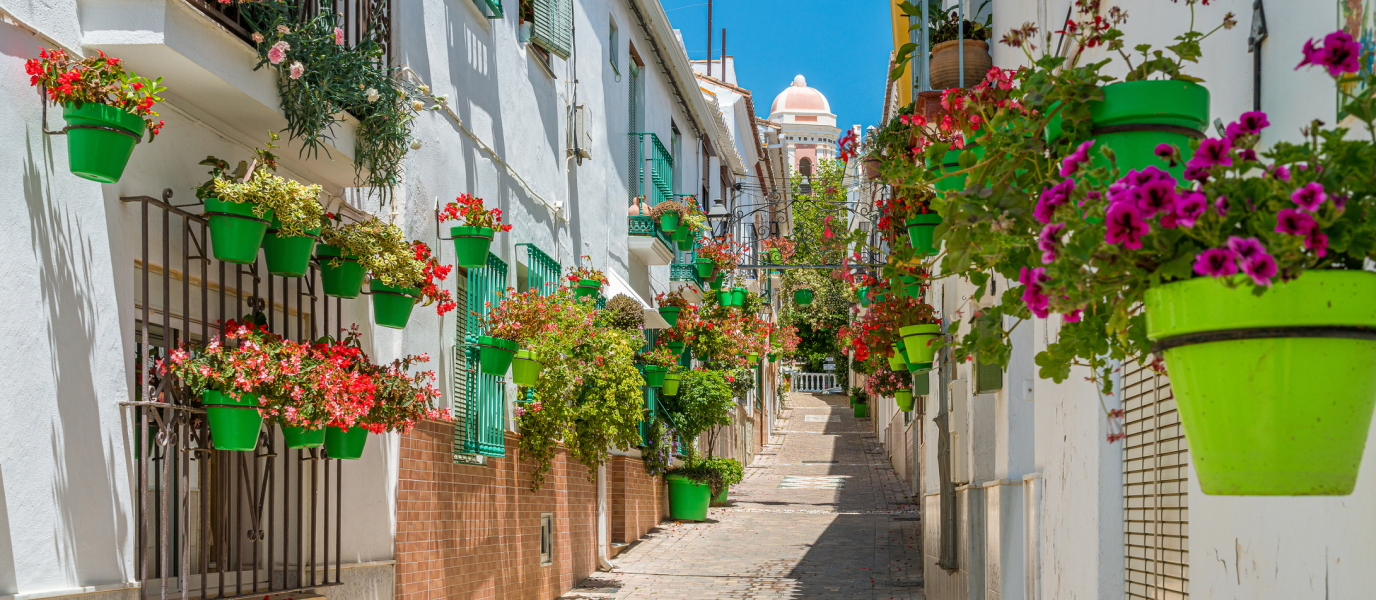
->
659 213 680 234
731 287 747 307
370 280 420 329
477 335 518 376
511 350 542 387
280 424 327 449
663 372 683 395
709 278 725 291
317 244 366 299
574 279 603 298
1047 80 1208 180
717 290 733 306
666 341 686 356
262 217 320 277
451 225 495 269
900 324 941 369
888 342 908 371
659 306 681 327
894 389 915 412
695 257 715 277
794 289 814 306
63 102 146 183
324 426 368 460
642 366 667 387
205 198 272 264
666 474 711 521
906 214 942 257
676 232 696 251
1143 270 1376 496
202 390 263 451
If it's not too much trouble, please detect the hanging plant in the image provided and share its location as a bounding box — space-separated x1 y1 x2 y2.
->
26 47 165 182
197 134 326 268
440 194 511 268
565 259 609 299
648 199 686 233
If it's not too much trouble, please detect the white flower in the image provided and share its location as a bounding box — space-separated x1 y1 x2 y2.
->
411 99 425 111
365 88 379 103
418 84 430 95
435 94 449 105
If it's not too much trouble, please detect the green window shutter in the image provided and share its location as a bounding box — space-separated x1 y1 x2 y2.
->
471 0 503 18
530 0 572 59
975 360 1003 393
456 253 509 457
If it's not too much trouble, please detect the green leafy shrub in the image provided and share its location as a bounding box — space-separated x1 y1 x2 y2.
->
603 294 644 331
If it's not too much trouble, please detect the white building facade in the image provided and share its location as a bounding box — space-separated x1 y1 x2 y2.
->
769 75 842 174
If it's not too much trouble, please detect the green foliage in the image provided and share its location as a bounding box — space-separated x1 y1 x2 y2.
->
640 417 676 477
320 217 424 288
665 369 734 444
197 133 324 237
603 294 645 331
666 455 743 498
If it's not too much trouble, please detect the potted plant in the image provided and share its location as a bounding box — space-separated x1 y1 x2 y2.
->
26 48 165 183
898 303 940 371
648 199 685 234
566 259 608 299
793 288 814 306
266 330 378 449
891 0 992 91
440 193 512 268
603 294 645 331
677 202 708 250
370 240 456 329
316 215 388 299
698 237 741 279
852 392 869 418
638 347 678 388
165 319 276 451
662 364 686 396
196 134 325 271
655 290 691 327
662 369 735 520
331 350 449 459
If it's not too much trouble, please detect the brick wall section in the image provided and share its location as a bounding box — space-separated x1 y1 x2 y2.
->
608 456 663 544
396 421 598 600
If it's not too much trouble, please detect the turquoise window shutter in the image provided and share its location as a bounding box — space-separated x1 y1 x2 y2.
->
530 0 572 59
456 253 509 457
471 0 503 18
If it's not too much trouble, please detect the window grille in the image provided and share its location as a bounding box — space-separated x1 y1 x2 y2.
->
631 132 675 208
1123 362 1190 599
455 253 508 458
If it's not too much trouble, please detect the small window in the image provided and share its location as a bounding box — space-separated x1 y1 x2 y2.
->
609 17 620 74
539 513 554 565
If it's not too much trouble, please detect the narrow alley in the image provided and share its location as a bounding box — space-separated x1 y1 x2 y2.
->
562 393 924 600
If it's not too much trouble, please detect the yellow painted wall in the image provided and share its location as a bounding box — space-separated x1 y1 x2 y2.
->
891 0 911 109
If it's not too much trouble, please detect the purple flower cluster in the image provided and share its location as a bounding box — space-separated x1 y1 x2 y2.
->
1019 267 1051 319
1271 182 1332 256
1060 140 1096 177
1038 223 1066 264
1193 236 1279 287
1297 31 1362 77
1101 166 1190 249
1035 178 1076 224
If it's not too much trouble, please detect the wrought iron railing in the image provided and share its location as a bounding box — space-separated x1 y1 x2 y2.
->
628 215 674 251
189 0 394 67
631 133 674 208
123 191 350 600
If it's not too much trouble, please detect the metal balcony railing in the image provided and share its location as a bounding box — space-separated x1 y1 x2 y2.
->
190 0 394 67
631 133 675 208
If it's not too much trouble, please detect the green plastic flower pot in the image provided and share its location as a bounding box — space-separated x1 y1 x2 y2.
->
672 225 689 242
324 426 368 460
659 306 681 327
907 361 933 374
872 290 887 304
888 343 908 371
1048 80 1208 180
62 102 146 183
317 244 366 299
695 258 715 277
748 353 759 366
1143 270 1376 496
769 249 783 263
477 335 518 376
202 390 263 451
677 237 696 251
794 289 814 306
709 278 725 291
849 395 860 406
659 212 679 234
642 366 667 387
853 403 867 418
262 218 320 277
906 214 942 256
895 389 915 412
768 352 778 362
717 290 732 306
280 424 326 449
663 372 683 396
900 324 941 365
666 341 686 355
934 145 986 193
204 197 272 265
890 279 909 301
902 275 924 300
451 226 495 269
713 487 728 505
857 286 871 308
731 287 747 307
667 474 711 521
370 280 419 330
511 350 542 387
574 279 602 298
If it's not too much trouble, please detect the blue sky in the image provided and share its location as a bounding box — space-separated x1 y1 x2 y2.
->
663 0 892 130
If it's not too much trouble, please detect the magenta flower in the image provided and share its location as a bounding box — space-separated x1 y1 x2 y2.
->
1059 140 1095 177
1194 248 1238 278
1182 163 1209 183
1275 208 1316 235
1270 164 1291 181
1305 228 1330 258
1239 148 1258 162
1243 252 1278 287
1238 111 1270 134
1018 267 1051 319
1038 222 1066 264
1190 137 1233 170
1154 143 1177 165
1334 194 1350 211
1174 190 1207 228
1292 182 1327 212
1297 31 1362 76
1063 308 1083 323
1105 202 1150 250
1227 236 1268 262
1134 180 1179 219
1214 195 1229 217
1035 178 1075 223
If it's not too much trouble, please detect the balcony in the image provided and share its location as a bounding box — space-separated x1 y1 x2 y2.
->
628 216 675 266
668 263 705 304
631 133 675 208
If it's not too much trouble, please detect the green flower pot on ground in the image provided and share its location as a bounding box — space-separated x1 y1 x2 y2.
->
794 289 814 306
204 197 272 264
667 474 711 521
695 258 715 277
280 424 326 449
658 306 681 327
659 213 679 234
642 366 667 387
1143 270 1376 496
663 372 683 396
202 390 262 451
451 225 495 268
894 389 915 412
731 287 747 307
900 324 941 366
574 279 603 299
370 280 420 330
477 335 518 376
62 102 146 183
906 214 943 257
324 426 368 460
713 487 728 505
853 403 867 418
511 350 542 387
262 217 319 277
1048 80 1208 180
317 244 366 299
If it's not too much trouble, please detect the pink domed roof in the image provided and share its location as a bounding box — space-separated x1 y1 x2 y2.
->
771 75 830 114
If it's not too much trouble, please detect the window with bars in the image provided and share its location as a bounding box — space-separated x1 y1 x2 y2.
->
454 253 509 459
1123 362 1190 600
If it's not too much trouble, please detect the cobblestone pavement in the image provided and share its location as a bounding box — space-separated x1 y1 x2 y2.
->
562 392 923 600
